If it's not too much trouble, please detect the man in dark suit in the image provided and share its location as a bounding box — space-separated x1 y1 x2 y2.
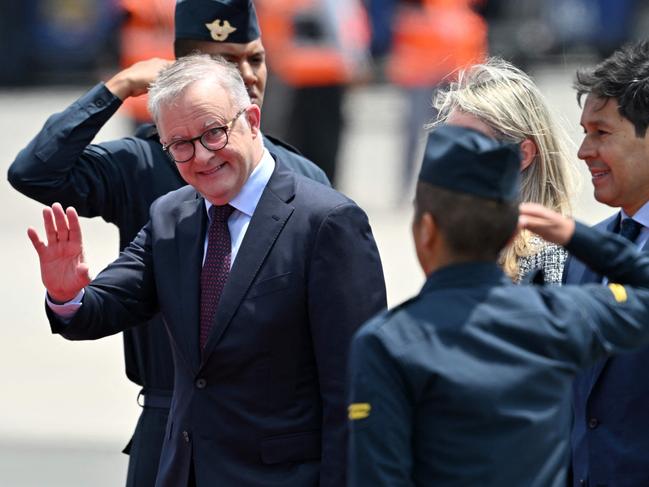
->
563 40 649 487
8 1 330 485
28 54 386 487
347 125 649 486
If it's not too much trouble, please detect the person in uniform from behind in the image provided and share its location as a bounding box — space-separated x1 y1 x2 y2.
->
347 124 649 486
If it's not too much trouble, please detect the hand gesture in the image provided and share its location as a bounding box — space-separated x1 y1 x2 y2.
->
27 203 91 303
105 58 173 100
518 202 576 246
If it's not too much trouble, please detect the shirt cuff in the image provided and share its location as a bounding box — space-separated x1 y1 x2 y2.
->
46 289 84 321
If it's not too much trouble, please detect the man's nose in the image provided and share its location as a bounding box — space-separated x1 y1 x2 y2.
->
193 140 214 163
239 62 256 83
577 136 594 160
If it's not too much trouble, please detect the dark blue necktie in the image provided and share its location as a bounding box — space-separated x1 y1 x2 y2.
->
200 205 234 350
619 218 643 242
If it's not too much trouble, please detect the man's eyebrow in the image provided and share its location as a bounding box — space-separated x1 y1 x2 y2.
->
203 118 224 128
582 117 613 128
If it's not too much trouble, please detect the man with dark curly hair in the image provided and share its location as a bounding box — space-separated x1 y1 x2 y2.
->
564 39 649 487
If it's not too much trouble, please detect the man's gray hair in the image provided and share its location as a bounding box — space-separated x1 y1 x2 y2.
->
148 53 251 122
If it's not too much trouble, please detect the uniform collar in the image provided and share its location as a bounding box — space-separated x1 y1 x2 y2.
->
421 261 510 295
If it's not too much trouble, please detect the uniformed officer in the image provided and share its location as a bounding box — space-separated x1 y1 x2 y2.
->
347 124 649 486
7 1 329 486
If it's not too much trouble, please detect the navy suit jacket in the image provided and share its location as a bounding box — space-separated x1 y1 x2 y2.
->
47 164 386 487
564 213 649 487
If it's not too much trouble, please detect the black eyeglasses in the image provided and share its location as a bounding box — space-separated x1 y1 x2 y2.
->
162 107 247 163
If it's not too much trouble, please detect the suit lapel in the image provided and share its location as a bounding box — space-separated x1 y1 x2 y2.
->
586 213 622 396
201 166 296 359
175 195 208 371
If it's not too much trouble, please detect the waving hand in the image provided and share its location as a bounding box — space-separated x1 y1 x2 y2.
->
28 203 91 303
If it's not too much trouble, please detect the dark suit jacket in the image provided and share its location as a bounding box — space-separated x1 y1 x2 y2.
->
47 163 386 487
564 213 649 487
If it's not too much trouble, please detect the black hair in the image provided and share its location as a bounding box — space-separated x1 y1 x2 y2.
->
574 40 649 137
414 182 519 261
174 40 200 59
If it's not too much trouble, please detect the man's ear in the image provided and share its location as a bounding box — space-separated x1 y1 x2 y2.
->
420 213 436 248
246 104 262 137
412 212 438 275
520 138 537 171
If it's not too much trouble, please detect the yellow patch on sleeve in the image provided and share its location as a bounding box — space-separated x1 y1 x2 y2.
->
608 283 628 303
348 403 372 420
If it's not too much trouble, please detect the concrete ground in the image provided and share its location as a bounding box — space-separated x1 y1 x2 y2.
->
0 61 611 486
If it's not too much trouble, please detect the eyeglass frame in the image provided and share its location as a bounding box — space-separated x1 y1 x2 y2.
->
161 107 248 163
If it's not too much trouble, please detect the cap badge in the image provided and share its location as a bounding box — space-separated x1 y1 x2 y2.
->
205 19 237 41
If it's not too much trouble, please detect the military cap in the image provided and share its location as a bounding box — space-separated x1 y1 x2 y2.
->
175 0 260 43
419 124 521 202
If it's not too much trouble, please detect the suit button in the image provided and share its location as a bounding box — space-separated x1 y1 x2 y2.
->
195 378 207 389
182 430 190 443
588 417 599 429
579 480 586 486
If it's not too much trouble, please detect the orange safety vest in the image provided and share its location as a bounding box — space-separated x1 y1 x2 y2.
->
257 0 369 87
118 0 175 123
386 0 487 88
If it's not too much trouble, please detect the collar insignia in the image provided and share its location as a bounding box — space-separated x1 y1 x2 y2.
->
205 19 237 41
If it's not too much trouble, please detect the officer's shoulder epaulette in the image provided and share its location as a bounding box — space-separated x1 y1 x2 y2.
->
263 133 305 156
133 123 160 141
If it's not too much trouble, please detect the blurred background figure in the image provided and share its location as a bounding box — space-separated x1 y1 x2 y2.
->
117 0 175 128
364 0 487 199
484 0 649 68
256 0 371 186
0 0 121 85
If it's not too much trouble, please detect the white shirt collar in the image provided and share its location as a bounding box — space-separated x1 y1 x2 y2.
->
204 148 275 218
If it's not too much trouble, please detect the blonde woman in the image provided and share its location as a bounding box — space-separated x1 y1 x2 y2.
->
430 58 576 283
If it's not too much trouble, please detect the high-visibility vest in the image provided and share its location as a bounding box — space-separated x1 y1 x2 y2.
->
257 0 370 87
386 0 487 87
118 0 175 122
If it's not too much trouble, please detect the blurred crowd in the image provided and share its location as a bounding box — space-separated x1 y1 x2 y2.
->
2 0 648 189
2 0 648 87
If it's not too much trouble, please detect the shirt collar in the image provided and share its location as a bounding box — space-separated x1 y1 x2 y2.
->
621 201 649 228
204 148 275 218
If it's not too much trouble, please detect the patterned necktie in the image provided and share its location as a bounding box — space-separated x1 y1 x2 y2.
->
200 204 234 350
619 218 643 243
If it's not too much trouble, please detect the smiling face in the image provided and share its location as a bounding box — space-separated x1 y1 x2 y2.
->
157 79 263 205
578 94 649 215
176 38 267 107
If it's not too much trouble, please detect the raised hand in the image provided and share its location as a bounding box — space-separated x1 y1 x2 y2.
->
518 202 576 246
105 57 173 100
27 203 91 303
